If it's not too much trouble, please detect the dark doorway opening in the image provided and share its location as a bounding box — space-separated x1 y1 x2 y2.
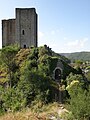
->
55 69 61 80
24 45 26 48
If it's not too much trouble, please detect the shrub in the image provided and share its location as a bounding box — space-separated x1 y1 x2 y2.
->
67 81 90 120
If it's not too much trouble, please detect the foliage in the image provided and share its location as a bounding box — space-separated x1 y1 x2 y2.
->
85 71 90 81
0 46 54 113
1 45 19 67
1 44 90 120
66 73 84 85
0 45 19 87
1 87 26 112
66 72 90 120
48 57 58 74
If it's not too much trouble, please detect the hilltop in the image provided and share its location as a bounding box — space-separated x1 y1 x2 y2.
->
0 45 90 120
0 45 74 85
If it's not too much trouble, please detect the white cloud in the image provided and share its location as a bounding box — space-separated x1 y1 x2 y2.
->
80 38 88 47
67 39 78 46
38 29 89 53
66 38 88 48
64 37 67 40
51 29 62 35
49 43 57 48
61 37 89 53
51 30 55 35
38 31 44 39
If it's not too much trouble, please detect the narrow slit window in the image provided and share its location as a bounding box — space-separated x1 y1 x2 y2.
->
22 30 25 35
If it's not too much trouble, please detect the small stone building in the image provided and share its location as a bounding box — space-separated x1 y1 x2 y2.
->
52 59 64 103
50 57 75 103
52 59 63 82
2 8 38 48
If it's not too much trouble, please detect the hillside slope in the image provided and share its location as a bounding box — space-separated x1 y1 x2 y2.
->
60 51 90 61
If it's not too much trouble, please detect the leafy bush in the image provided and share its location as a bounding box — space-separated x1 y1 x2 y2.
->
67 79 90 120
0 87 26 112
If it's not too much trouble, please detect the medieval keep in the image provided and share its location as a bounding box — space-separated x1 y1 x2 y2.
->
2 8 38 48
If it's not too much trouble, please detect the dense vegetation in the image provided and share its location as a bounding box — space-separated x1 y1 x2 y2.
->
0 45 72 112
0 45 90 120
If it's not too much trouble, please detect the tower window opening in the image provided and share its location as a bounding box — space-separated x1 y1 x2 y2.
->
24 45 26 48
22 30 25 35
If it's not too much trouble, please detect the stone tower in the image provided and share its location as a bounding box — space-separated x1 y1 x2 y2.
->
2 8 38 48
2 19 16 47
16 8 37 48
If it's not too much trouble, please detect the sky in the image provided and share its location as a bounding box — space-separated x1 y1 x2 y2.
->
0 0 90 53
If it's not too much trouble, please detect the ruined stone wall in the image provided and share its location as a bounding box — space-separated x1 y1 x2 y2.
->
16 8 37 48
2 19 16 47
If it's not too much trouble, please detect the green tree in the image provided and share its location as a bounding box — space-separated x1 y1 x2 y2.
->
1 45 19 87
1 87 26 112
67 79 90 120
66 73 84 85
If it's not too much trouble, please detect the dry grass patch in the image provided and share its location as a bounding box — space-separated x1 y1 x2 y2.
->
0 102 61 120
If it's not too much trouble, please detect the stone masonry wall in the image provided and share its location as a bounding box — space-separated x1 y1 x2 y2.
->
2 19 16 47
16 8 37 48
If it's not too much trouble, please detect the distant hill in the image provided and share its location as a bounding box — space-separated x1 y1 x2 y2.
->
60 52 90 62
